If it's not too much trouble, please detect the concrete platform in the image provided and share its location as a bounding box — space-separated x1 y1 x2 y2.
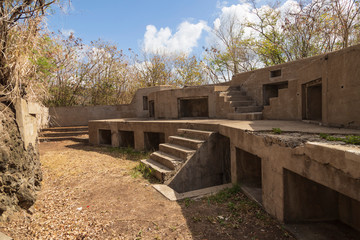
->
89 118 360 236
89 118 360 135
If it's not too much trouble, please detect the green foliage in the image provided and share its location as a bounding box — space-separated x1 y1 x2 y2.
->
107 147 149 161
207 184 242 204
319 134 360 145
272 128 282 134
183 198 194 208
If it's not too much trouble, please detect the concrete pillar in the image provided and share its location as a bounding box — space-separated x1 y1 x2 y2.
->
134 130 144 150
110 124 119 147
230 142 238 184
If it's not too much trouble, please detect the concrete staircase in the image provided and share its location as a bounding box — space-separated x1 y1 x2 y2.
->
141 128 214 183
222 86 263 120
39 126 88 142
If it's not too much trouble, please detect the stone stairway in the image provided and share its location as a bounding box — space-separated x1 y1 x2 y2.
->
39 126 88 142
223 86 263 120
141 128 214 183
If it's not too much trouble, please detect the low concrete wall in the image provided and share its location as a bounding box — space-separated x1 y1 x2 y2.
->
49 104 133 127
49 86 173 127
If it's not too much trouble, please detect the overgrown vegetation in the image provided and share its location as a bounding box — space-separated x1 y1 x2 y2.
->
178 184 293 238
106 147 149 161
272 128 282 134
0 0 57 103
319 133 360 145
1 1 359 108
131 162 159 183
206 185 271 224
2 0 356 107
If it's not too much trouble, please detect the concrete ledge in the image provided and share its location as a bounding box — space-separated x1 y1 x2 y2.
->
152 183 233 201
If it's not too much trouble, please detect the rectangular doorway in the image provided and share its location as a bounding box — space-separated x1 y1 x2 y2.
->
284 169 360 238
119 131 135 148
302 79 322 121
236 147 262 204
144 132 165 151
99 129 111 145
178 97 209 118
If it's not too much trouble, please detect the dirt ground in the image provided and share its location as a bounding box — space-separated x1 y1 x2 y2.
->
0 139 294 240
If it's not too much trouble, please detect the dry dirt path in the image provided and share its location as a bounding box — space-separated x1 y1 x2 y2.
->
0 140 294 240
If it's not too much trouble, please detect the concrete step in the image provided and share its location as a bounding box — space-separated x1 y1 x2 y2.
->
235 106 263 113
159 143 196 160
177 128 214 141
169 136 204 150
226 90 247 96
39 136 89 143
41 126 88 132
229 101 256 107
225 95 252 101
150 151 183 170
141 159 172 182
227 112 263 120
40 131 88 137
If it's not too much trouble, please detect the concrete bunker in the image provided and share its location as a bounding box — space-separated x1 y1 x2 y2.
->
302 79 322 121
178 97 209 118
236 147 262 203
118 130 135 148
263 82 288 106
99 129 112 145
144 132 165 151
284 169 360 234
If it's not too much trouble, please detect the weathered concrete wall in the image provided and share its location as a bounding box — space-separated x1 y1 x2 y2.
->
88 120 218 150
49 86 173 127
148 85 230 119
168 133 231 193
219 124 360 229
232 45 360 128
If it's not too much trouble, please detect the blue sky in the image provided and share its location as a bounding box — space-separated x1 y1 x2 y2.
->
47 0 274 57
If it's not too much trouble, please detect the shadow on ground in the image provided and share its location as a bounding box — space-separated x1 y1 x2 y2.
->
176 185 295 240
65 141 151 162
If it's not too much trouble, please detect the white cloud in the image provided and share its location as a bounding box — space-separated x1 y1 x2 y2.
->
60 1 75 14
210 0 302 44
143 20 209 55
61 28 75 37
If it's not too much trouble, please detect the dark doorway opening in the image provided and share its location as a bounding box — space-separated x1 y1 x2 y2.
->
149 100 155 118
218 134 231 184
144 132 165 151
236 147 262 204
143 96 148 110
99 129 111 145
263 81 288 106
302 79 322 121
119 131 135 148
284 169 360 239
178 97 209 118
